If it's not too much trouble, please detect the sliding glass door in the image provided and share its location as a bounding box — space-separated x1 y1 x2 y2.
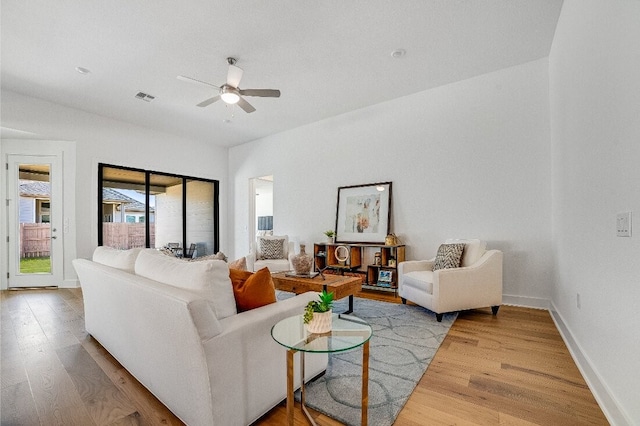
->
98 164 219 256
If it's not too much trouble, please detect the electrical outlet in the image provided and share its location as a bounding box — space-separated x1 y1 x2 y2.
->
616 212 632 237
577 293 581 309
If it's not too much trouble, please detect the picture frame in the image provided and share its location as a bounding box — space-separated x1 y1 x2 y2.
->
335 182 392 244
378 270 392 283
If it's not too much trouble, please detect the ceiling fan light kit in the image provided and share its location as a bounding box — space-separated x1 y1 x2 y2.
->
220 86 240 104
177 57 280 114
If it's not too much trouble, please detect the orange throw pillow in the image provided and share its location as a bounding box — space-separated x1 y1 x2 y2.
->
229 267 276 312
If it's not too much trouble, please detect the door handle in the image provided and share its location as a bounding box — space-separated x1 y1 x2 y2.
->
51 236 57 239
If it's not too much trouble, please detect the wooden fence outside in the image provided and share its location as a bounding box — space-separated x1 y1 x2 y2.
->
20 223 51 258
19 223 156 258
102 223 156 249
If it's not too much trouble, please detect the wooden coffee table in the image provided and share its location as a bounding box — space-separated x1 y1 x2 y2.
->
271 272 362 314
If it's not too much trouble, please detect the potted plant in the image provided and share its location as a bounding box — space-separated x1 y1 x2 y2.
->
303 289 334 333
324 230 336 243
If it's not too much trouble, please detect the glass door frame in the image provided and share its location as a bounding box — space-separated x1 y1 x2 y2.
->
6 154 64 288
98 163 220 254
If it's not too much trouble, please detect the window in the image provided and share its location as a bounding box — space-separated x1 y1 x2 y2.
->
98 164 219 254
36 200 51 223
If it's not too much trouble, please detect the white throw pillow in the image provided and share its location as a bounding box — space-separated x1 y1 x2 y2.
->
92 246 142 273
134 249 237 320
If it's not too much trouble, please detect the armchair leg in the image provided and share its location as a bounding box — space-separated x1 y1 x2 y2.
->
436 313 443 322
491 305 500 316
401 298 407 305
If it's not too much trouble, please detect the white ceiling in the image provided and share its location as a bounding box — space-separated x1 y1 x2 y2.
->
1 0 563 147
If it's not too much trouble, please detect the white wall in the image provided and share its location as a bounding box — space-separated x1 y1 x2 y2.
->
1 90 228 284
185 180 216 256
549 1 640 423
230 58 553 306
155 184 184 249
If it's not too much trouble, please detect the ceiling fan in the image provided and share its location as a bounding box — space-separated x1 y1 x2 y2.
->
177 57 280 113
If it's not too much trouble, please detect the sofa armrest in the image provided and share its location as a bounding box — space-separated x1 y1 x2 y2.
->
72 258 221 425
202 292 328 425
432 250 503 313
398 259 435 275
398 259 434 294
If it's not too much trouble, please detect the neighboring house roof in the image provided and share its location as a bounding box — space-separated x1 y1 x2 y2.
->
19 181 154 213
101 187 133 203
101 188 153 213
19 181 50 198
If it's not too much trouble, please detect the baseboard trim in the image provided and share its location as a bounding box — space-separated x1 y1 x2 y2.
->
549 302 631 426
61 279 80 288
502 294 549 310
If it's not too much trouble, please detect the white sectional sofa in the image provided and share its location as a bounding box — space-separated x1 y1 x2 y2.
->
73 247 327 426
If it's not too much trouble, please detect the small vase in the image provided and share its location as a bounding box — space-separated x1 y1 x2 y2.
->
305 310 332 333
292 244 313 275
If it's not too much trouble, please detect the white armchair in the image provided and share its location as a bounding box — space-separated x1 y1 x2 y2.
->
398 239 503 322
246 235 294 272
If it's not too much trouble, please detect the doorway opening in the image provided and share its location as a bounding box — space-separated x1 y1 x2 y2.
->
250 175 273 243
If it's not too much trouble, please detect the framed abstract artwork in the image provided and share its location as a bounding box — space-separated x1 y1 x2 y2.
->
334 182 392 244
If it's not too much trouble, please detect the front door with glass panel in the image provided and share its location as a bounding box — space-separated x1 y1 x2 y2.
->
7 155 63 287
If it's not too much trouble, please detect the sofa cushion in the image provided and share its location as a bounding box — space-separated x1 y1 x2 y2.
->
134 249 237 319
403 270 434 295
92 246 142 273
229 267 277 312
191 252 227 262
445 239 487 267
433 243 465 271
254 259 291 273
259 237 285 259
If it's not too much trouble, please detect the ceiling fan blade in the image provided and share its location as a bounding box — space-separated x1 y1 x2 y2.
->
227 64 243 88
236 96 256 113
177 75 220 89
239 89 281 98
197 95 221 107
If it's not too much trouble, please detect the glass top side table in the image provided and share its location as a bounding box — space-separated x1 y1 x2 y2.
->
271 313 373 426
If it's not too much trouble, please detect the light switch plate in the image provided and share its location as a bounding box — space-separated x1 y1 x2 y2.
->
616 212 632 237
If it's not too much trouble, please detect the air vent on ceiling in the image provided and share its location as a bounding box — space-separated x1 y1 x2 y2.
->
135 92 156 102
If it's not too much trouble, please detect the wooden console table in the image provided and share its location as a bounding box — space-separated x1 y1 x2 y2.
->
313 243 406 292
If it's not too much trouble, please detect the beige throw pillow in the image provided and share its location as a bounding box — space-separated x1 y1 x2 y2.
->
229 257 247 271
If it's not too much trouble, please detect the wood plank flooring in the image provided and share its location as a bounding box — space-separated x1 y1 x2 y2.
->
1 288 608 425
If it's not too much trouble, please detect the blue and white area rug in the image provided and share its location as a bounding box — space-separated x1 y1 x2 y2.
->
277 292 456 426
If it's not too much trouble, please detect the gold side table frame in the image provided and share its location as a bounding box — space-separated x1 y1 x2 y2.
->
272 314 372 426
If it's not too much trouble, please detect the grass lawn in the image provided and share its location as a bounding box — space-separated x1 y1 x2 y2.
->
20 257 51 273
